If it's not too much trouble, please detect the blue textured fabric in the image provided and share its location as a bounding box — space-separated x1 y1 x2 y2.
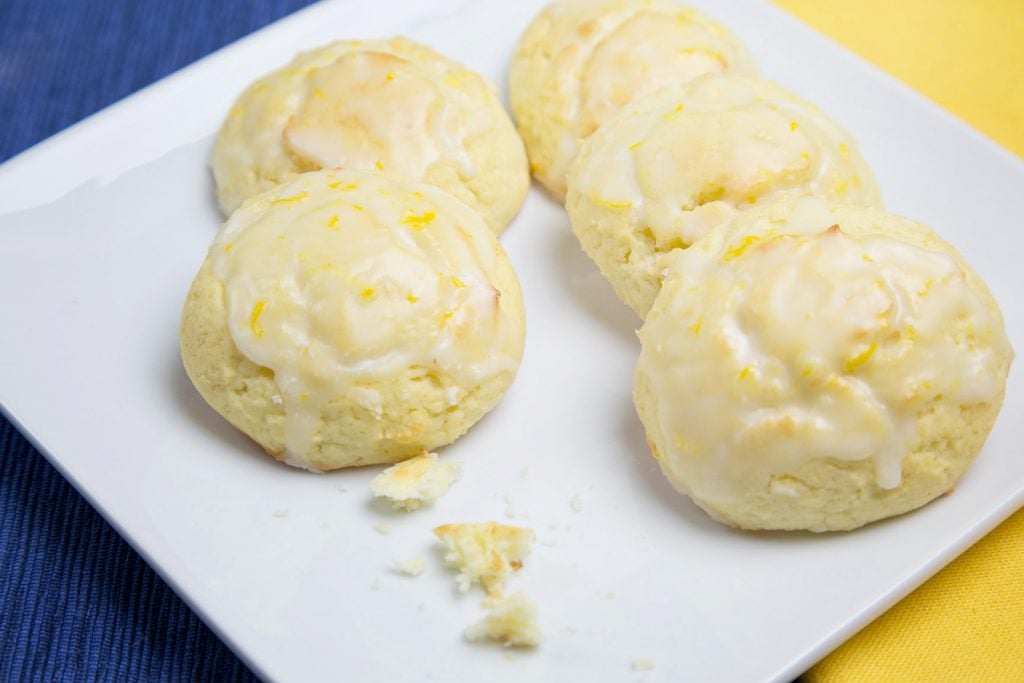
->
0 1 317 680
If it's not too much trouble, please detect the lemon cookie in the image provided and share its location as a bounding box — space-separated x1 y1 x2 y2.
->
567 75 882 317
510 0 757 199
213 37 529 234
180 170 526 471
634 197 1013 531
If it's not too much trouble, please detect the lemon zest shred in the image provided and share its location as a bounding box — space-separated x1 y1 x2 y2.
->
402 210 437 230
724 235 760 261
594 196 633 210
328 181 358 191
249 300 266 339
844 342 877 373
327 215 339 230
272 191 308 205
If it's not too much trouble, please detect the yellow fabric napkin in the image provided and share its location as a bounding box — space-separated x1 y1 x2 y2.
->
770 1 1024 680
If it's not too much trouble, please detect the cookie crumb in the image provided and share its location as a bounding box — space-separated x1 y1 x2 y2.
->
465 593 541 647
631 659 655 671
394 556 427 577
371 451 459 511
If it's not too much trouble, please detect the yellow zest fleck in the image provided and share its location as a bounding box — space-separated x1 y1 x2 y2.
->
834 180 849 195
327 215 339 230
663 102 685 120
594 196 633 210
272 191 308 205
789 121 799 132
724 235 760 262
451 276 466 288
352 204 364 212
410 191 424 200
904 325 917 343
402 210 437 230
917 278 934 296
223 243 233 253
443 73 463 88
688 318 702 336
738 366 754 380
678 46 725 64
862 252 874 263
746 194 757 204
407 293 419 303
361 287 376 301
375 160 385 171
628 140 643 151
299 392 309 402
276 234 286 241
838 143 850 157
844 342 877 373
249 300 266 339
697 184 725 205
228 104 244 118
328 181 358 191
385 71 395 81
312 87 326 99
802 364 814 377
800 152 811 163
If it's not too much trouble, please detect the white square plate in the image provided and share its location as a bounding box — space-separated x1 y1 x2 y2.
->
1 1 1021 680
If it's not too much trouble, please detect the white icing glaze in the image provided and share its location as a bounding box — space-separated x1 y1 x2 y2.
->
211 170 521 468
574 76 881 252
544 0 757 190
637 199 1010 500
216 39 496 210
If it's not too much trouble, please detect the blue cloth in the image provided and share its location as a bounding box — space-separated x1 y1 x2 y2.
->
0 1 317 680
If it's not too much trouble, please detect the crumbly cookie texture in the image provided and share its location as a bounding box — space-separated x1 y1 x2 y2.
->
634 197 1013 531
567 74 882 316
394 557 427 577
180 169 526 471
510 0 757 199
213 36 528 233
371 451 459 511
465 593 541 648
433 522 535 596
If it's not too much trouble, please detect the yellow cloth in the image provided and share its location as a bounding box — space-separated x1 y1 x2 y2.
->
770 1 1024 680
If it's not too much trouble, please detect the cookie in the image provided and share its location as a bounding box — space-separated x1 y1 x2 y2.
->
213 37 529 233
568 75 882 316
634 197 1013 531
180 170 526 471
510 0 757 199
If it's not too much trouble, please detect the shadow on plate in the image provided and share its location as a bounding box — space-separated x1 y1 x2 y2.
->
616 394 902 544
551 220 640 347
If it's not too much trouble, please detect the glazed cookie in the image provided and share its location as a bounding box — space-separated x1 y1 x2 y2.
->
510 0 757 199
634 197 1013 531
567 75 882 316
213 37 529 234
181 170 526 471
